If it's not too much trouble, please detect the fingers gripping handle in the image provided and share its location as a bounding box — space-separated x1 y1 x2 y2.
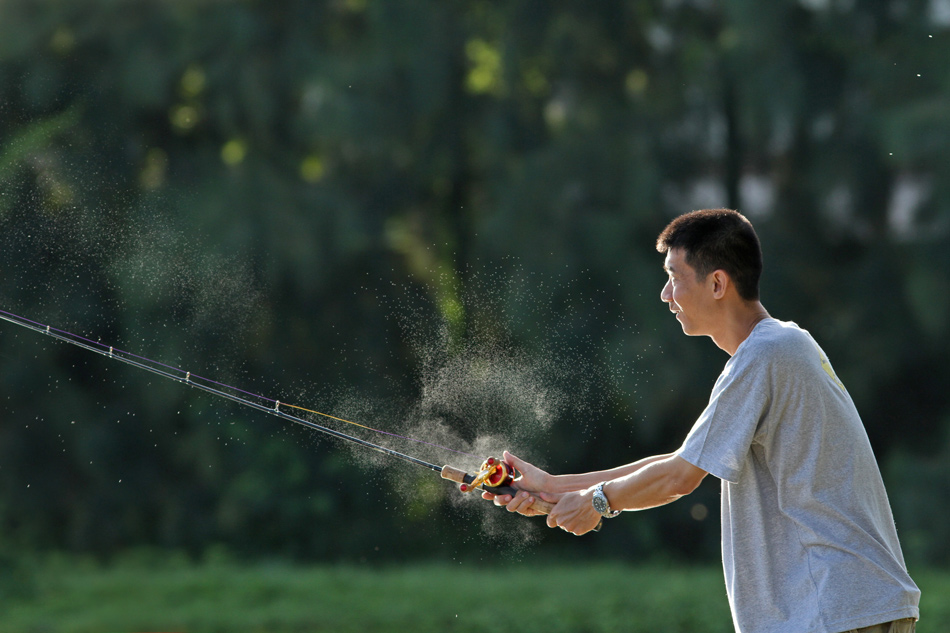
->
440 464 555 514
490 484 556 514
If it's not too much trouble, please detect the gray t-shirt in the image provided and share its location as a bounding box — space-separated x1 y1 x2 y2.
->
678 318 920 633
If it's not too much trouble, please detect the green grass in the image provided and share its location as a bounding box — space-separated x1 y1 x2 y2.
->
2 555 947 633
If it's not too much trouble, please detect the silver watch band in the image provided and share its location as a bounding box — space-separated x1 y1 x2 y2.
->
594 482 621 518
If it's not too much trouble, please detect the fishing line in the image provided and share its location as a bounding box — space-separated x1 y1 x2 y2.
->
0 307 478 472
0 307 564 519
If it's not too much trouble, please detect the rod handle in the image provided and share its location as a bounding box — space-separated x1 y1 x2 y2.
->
440 465 556 515
439 464 469 484
487 484 556 515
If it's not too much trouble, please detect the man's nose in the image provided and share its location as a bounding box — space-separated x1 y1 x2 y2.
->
660 279 672 303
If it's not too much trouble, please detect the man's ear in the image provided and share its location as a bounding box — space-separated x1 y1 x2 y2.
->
710 270 730 299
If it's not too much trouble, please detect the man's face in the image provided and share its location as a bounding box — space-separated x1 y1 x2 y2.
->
661 248 713 336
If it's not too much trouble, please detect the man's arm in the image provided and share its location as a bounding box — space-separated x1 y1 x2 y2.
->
485 451 688 516
601 454 707 511
547 453 675 493
545 455 707 535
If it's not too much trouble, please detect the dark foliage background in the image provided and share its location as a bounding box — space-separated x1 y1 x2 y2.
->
1 0 948 566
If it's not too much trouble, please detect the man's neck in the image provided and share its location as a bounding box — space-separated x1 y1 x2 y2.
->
710 302 770 356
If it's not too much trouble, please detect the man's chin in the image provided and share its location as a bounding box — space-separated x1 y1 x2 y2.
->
675 314 690 333
677 317 700 336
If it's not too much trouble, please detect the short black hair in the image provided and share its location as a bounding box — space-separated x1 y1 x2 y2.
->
656 208 762 301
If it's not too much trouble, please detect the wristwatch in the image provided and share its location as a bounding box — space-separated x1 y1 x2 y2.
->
592 482 621 518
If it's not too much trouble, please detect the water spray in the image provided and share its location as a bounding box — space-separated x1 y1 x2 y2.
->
0 308 554 515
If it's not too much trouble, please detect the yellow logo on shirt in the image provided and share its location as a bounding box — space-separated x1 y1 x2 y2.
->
816 345 846 392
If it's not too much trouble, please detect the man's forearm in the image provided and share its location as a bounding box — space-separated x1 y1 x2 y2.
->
604 455 707 511
546 453 675 494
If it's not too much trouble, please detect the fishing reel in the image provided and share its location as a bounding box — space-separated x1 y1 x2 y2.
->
457 456 515 494
440 456 555 515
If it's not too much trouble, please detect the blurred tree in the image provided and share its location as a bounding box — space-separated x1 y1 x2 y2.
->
0 0 948 564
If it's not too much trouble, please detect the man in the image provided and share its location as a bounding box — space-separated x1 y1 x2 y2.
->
487 209 920 633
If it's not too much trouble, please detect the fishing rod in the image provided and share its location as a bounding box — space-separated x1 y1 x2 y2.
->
0 308 554 514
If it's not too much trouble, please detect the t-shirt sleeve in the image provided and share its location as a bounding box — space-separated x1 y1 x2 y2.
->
677 349 771 484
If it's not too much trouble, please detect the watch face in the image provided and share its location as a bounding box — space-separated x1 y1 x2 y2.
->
593 489 608 514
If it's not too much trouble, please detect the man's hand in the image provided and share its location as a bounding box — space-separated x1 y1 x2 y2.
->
481 451 553 516
545 487 602 536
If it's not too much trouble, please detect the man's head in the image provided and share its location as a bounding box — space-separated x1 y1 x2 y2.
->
656 208 762 301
